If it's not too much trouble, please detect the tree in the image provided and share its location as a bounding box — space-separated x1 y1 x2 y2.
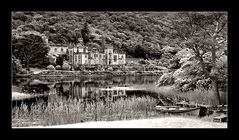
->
81 22 91 45
11 12 176 59
56 55 64 68
12 55 23 82
171 12 227 105
134 44 146 58
12 31 50 70
62 52 69 61
12 12 28 22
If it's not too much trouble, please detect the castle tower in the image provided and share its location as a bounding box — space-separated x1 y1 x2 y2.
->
68 43 73 64
105 45 113 65
68 43 75 70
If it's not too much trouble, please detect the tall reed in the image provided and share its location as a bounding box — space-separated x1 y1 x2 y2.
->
12 95 158 127
133 84 227 105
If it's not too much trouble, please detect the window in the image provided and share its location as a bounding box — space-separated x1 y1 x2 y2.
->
109 91 113 96
69 56 72 63
85 55 87 58
75 55 77 63
61 48 64 52
54 48 57 52
94 54 98 57
118 90 123 95
114 90 117 95
114 55 117 62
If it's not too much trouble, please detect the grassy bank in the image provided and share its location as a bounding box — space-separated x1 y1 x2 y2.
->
12 95 159 127
133 85 227 106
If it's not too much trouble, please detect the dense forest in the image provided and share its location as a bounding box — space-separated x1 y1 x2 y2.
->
12 12 183 59
12 12 227 104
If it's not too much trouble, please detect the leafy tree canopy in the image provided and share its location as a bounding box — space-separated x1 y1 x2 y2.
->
12 30 50 70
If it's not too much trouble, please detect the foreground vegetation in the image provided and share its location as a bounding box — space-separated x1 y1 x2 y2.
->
133 85 227 106
12 95 159 127
12 85 227 127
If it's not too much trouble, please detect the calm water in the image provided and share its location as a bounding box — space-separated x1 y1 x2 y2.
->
12 75 161 108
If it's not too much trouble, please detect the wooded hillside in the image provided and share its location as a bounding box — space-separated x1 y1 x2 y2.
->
12 12 182 59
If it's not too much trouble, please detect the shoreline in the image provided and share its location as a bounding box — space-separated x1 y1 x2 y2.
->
12 92 48 101
14 116 227 128
31 70 163 78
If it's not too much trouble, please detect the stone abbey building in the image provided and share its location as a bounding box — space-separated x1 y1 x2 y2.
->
49 39 126 69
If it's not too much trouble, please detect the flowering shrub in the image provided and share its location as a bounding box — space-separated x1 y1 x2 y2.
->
46 65 55 70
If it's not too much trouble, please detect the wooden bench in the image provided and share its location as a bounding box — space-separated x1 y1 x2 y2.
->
213 114 227 122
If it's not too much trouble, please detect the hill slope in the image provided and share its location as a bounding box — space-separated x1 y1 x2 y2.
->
12 12 178 59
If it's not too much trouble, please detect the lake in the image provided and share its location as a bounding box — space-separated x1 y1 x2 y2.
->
12 75 161 108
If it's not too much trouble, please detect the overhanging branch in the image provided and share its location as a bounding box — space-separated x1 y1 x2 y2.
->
216 22 227 34
193 45 211 78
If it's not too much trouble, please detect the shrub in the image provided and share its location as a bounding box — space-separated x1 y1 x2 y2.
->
157 72 174 86
62 63 71 70
138 59 150 65
108 67 113 71
161 45 177 54
46 65 55 70
19 68 28 74
55 65 61 70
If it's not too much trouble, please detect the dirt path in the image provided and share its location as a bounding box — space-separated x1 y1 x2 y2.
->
16 116 227 128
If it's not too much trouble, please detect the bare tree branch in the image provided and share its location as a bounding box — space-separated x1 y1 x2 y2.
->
193 44 211 78
197 24 212 37
216 22 227 34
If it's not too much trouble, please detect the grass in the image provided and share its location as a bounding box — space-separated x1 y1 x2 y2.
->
175 88 227 105
12 95 159 127
133 84 227 106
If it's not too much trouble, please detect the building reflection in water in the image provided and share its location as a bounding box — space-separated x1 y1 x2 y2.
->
13 75 160 109
51 81 127 102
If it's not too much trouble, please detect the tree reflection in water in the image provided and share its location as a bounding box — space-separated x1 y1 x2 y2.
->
13 75 161 108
